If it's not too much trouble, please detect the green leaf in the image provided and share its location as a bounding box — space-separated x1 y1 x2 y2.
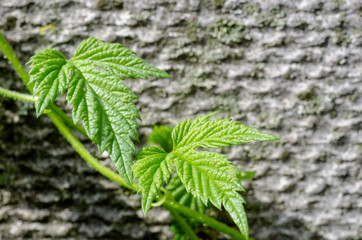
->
148 125 174 153
27 37 170 185
27 48 68 116
172 148 248 238
148 126 206 239
169 114 278 238
172 112 278 149
238 171 256 181
133 146 174 215
72 37 171 79
166 174 206 213
173 148 243 207
66 63 139 184
135 113 277 238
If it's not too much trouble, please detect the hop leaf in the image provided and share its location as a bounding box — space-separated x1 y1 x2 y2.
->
27 37 170 185
134 113 278 238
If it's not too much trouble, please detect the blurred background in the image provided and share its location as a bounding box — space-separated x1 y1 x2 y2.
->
0 0 361 239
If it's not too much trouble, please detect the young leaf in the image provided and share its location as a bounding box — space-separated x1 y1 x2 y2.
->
27 37 170 185
148 125 173 153
135 125 174 215
170 114 279 238
133 146 174 215
238 171 256 181
135 113 278 238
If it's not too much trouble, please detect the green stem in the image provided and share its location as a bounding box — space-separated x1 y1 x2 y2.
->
0 32 33 92
0 85 89 138
0 31 245 240
47 111 136 191
163 199 245 240
49 105 88 138
0 86 34 102
165 206 200 240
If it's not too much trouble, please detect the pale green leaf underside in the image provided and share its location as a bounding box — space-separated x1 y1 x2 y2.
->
27 37 170 185
166 174 206 240
166 174 206 213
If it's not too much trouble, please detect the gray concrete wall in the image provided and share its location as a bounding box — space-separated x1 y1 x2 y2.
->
0 0 361 239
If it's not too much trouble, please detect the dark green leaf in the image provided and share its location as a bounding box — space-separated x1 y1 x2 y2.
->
27 37 170 185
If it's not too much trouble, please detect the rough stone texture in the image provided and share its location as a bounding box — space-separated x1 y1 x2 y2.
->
0 0 361 239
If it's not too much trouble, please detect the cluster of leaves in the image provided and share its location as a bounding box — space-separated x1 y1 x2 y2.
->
148 125 256 239
133 113 277 239
27 37 278 239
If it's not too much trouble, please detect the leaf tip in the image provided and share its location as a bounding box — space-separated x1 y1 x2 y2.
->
161 71 171 78
267 134 279 141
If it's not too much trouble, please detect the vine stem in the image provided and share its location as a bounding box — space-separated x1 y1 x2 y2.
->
0 85 88 138
0 86 35 102
163 199 245 240
0 32 32 92
47 111 137 191
0 32 245 240
49 105 88 138
165 206 200 240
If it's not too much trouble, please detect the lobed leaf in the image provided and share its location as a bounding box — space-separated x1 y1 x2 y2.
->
173 148 243 208
27 37 170 185
172 148 248 238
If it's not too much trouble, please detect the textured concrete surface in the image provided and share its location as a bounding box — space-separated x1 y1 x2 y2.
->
0 0 361 239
